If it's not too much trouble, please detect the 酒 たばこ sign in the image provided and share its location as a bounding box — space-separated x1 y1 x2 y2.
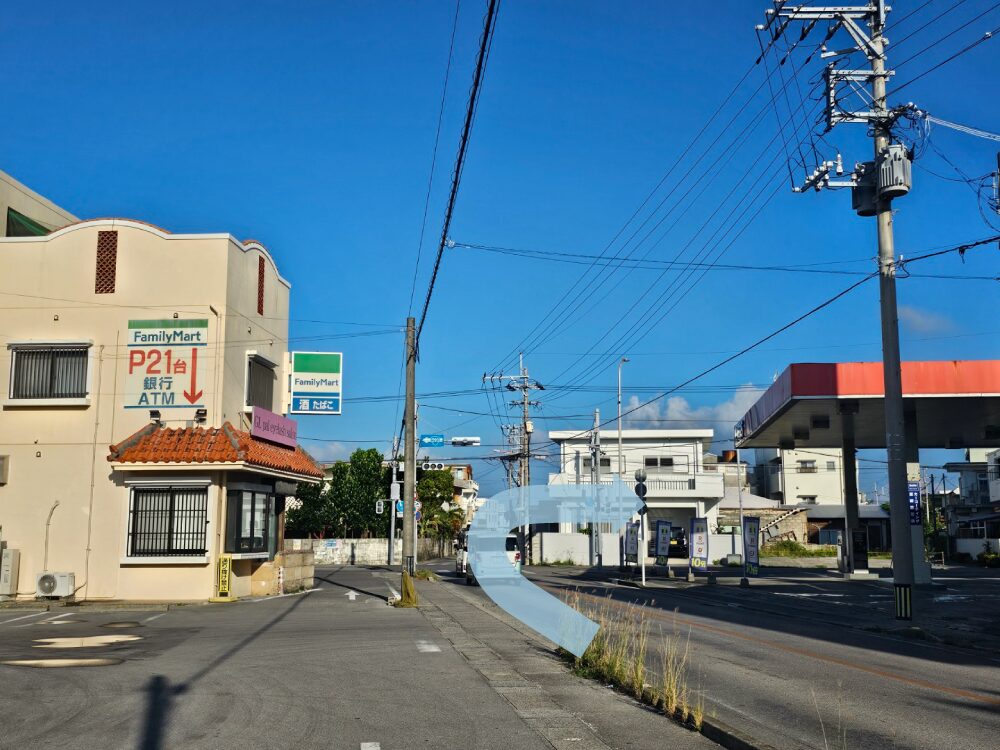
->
125 319 208 409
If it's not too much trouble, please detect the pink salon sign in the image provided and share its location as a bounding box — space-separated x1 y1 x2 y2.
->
251 407 298 448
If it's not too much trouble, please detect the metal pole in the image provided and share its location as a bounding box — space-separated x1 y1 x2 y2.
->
521 354 530 566
618 357 628 567
871 21 917 607
736 436 748 586
389 437 399 566
401 317 416 578
589 409 600 566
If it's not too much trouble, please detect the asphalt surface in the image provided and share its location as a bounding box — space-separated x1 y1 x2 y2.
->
0 566 717 750
477 564 1000 750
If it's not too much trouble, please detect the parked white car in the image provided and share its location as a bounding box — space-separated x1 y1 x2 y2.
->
465 534 520 586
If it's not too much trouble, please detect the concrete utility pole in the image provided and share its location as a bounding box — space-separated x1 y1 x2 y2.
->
484 357 543 563
589 409 602 567
763 0 925 618
617 357 629 566
402 317 417 578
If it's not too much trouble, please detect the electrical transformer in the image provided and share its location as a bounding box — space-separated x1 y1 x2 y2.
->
851 162 877 217
877 144 912 200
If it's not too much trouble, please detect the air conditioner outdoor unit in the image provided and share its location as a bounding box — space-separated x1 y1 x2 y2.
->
36 571 75 599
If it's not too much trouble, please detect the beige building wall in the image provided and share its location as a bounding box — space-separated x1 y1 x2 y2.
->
0 169 77 235
0 220 291 600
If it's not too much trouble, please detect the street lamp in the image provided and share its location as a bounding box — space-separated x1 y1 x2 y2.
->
618 356 629 568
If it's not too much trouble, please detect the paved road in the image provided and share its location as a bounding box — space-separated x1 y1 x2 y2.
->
463 564 1000 750
0 566 717 750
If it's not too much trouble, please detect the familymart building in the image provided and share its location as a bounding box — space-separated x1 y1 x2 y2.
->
0 174 321 601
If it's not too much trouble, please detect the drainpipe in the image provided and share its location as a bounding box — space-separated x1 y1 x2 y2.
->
82 344 105 597
43 500 61 572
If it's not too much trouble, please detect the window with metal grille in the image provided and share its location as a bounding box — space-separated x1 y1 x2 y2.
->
128 487 208 556
95 231 118 293
9 345 89 399
257 256 265 315
246 356 275 409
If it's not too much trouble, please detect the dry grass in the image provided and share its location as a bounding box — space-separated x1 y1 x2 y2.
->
563 591 700 728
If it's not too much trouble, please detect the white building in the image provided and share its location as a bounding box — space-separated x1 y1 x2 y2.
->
547 429 726 541
753 447 850 505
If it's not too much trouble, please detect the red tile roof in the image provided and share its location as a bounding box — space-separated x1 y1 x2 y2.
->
108 422 322 480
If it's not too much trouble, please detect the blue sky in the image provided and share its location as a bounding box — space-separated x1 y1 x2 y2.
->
4 1 998 495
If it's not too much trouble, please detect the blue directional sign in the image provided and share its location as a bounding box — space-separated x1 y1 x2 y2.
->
395 499 404 514
419 434 445 448
415 511 422 522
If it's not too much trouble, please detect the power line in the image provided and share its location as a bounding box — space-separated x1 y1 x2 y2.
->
888 23 1000 97
415 0 501 345
893 2 1000 69
407 0 462 316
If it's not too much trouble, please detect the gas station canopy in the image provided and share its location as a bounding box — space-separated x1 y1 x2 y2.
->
736 361 1000 450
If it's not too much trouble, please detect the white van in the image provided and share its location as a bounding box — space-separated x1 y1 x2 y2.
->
464 534 520 586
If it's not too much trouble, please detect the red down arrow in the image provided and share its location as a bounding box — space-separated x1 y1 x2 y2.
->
183 348 203 403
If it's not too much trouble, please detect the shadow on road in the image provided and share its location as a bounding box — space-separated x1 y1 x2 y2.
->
136 592 312 749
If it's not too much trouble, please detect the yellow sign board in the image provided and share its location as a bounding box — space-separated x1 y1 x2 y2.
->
218 555 232 597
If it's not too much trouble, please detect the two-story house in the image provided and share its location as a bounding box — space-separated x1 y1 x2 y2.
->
0 172 321 602
547 428 726 546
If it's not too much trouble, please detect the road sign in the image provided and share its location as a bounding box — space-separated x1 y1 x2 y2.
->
289 351 342 415
634 481 647 499
395 499 405 514
420 434 445 448
415 510 422 522
375 500 385 515
451 436 481 446
125 319 208 409
690 517 709 569
414 500 422 512
390 482 401 501
743 516 760 577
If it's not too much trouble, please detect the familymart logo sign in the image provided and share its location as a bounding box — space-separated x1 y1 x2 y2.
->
289 351 342 415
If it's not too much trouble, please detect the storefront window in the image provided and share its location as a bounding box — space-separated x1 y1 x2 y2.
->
226 484 276 555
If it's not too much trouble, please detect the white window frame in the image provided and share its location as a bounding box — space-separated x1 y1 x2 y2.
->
244 350 277 413
4 340 94 407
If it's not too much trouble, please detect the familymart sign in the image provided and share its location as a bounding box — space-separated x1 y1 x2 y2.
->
289 351 342 415
124 319 208 409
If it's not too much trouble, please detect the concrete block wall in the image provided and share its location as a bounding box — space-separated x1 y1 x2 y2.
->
531 532 621 565
285 538 444 566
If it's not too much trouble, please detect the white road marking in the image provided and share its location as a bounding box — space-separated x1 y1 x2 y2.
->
360 743 381 750
143 613 166 623
416 640 441 653
344 590 358 601
387 585 400 600
0 611 47 626
246 588 321 603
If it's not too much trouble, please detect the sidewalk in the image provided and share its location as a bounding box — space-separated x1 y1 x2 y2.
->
405 570 718 750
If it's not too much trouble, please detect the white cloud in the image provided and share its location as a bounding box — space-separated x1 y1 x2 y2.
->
623 384 762 448
898 304 954 334
302 440 352 463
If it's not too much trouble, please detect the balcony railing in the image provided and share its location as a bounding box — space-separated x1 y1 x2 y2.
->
547 472 724 498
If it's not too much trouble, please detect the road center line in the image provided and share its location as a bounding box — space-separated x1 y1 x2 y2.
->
573 589 1000 706
360 743 380 750
143 613 166 623
416 640 441 653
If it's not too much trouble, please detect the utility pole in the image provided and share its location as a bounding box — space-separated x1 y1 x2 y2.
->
402 317 417 580
762 1 923 618
485 357 543 564
617 357 629 567
589 409 602 567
